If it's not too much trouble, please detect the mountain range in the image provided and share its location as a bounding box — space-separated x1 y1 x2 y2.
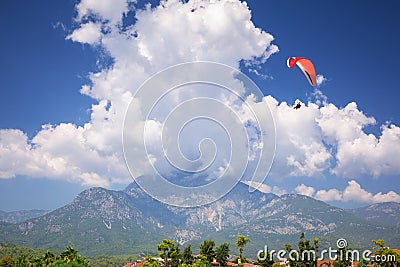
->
0 210 49 224
1 182 399 257
348 202 400 227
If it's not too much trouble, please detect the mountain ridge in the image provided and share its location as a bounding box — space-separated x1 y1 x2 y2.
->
348 201 400 226
0 209 49 224
1 182 399 256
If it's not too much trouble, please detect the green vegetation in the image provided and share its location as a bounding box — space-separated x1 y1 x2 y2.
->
215 243 230 267
199 240 216 263
181 245 194 265
157 239 180 267
0 245 89 267
1 234 399 267
86 255 136 267
0 241 45 260
0 241 136 267
236 235 250 264
284 233 319 267
372 239 400 267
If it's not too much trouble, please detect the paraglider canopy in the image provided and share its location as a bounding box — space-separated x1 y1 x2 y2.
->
287 57 317 87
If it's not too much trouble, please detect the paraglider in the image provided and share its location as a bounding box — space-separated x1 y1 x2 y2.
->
293 102 301 110
287 57 317 87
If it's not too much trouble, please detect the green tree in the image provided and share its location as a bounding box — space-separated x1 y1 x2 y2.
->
74 254 90 266
372 239 399 267
143 255 161 267
49 260 89 267
158 239 173 267
61 246 78 264
193 255 211 267
31 255 43 267
170 244 180 267
43 250 55 266
86 255 129 267
158 239 179 267
182 245 194 265
200 240 216 263
0 256 14 267
236 235 250 263
284 233 319 267
215 243 230 267
15 255 29 267
58 246 89 266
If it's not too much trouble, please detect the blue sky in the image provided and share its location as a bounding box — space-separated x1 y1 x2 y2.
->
0 0 97 135
0 0 399 211
246 0 399 125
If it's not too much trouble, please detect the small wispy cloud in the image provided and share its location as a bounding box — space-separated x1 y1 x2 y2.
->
316 74 327 87
243 181 287 196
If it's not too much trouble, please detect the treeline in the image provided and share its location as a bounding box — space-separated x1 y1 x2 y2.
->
0 246 89 267
1 235 399 267
142 235 251 267
144 234 400 267
0 241 135 267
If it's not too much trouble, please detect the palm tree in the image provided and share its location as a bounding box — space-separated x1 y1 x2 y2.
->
236 235 250 263
60 246 78 263
42 250 55 266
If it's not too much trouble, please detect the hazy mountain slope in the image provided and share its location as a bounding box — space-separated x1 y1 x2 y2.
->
209 194 400 254
348 202 400 226
0 210 49 224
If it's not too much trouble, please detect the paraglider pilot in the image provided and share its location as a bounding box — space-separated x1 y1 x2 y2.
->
293 102 301 110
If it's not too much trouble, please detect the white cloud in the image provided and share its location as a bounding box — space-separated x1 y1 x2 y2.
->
342 180 375 203
295 184 315 197
75 0 130 24
317 103 400 177
0 129 33 179
261 98 400 179
130 0 277 69
67 22 102 44
0 123 127 187
264 97 332 178
314 188 342 202
316 74 327 87
342 180 400 204
67 0 400 183
243 181 286 196
247 179 399 204
0 0 278 187
371 191 400 203
303 180 400 204
310 88 328 106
